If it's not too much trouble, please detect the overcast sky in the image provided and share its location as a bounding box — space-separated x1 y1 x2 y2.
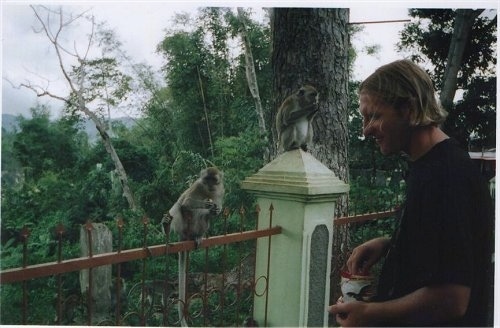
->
1 0 497 119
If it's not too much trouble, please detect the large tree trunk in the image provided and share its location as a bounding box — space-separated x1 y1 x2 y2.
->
440 9 482 111
271 7 350 312
271 8 349 180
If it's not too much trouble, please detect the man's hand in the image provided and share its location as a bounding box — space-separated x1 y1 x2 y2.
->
328 300 373 327
347 237 391 274
328 284 471 326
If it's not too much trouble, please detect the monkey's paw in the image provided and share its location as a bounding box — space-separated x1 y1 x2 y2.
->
161 213 173 235
205 199 221 215
162 213 173 224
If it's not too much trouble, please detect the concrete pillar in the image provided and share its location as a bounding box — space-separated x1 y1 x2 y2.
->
241 149 349 327
80 222 112 324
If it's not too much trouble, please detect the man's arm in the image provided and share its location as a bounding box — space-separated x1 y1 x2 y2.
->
329 283 470 326
346 237 391 274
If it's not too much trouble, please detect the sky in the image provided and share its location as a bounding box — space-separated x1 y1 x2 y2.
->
1 0 498 119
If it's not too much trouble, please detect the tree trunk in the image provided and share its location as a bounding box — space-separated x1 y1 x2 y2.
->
80 101 137 211
237 8 270 161
271 8 349 180
440 9 482 111
271 8 350 312
27 6 138 212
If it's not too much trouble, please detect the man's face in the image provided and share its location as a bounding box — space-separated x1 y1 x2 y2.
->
359 92 411 156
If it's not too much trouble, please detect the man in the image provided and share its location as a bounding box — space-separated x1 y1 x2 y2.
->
329 60 494 326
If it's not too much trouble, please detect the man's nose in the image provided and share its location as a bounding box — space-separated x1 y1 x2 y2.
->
362 121 373 137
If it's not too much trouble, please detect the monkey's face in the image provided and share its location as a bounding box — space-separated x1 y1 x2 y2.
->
204 174 221 191
202 167 223 192
297 85 319 111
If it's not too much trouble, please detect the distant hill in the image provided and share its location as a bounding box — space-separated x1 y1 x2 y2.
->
2 113 137 140
1 114 20 133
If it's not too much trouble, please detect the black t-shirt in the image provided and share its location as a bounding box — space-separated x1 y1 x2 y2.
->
375 138 494 326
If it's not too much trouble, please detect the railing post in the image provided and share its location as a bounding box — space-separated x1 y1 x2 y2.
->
242 149 349 327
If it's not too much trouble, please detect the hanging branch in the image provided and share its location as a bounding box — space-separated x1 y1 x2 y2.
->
197 65 215 158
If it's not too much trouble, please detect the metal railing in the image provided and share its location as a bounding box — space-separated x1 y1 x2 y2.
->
1 197 402 326
0 205 281 326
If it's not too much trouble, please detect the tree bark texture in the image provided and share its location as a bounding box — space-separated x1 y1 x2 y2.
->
271 8 350 310
271 8 350 184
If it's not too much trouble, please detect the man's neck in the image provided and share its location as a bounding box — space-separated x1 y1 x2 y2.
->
407 125 449 161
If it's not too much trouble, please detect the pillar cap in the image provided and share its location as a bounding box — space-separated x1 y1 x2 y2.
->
241 149 349 196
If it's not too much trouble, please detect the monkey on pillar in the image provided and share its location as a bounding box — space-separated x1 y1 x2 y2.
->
162 167 224 327
276 85 319 153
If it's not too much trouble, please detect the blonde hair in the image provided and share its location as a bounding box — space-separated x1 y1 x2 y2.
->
359 59 448 126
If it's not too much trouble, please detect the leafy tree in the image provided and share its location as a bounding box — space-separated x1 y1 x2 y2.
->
398 9 496 148
12 106 79 182
157 9 233 157
225 9 273 137
14 5 160 211
1 128 23 189
157 28 215 155
153 7 272 218
156 8 272 155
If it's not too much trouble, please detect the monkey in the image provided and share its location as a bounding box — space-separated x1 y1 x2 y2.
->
167 167 224 246
162 167 224 327
275 85 319 153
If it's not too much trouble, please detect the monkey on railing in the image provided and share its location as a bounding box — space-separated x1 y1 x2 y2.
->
162 167 224 327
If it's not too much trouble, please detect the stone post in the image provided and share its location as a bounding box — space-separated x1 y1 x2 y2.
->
242 149 349 327
80 222 113 324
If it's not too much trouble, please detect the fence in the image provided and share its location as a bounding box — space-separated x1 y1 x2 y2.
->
1 149 405 326
0 209 402 326
0 206 281 326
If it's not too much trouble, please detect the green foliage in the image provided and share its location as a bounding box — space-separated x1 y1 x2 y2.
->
398 9 496 148
1 128 23 188
453 75 497 148
0 7 271 325
3 6 495 326
69 57 132 113
212 129 265 210
13 106 79 182
156 8 272 157
399 9 496 85
348 174 405 215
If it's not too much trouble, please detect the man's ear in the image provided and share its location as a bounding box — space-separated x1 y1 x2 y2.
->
400 100 414 125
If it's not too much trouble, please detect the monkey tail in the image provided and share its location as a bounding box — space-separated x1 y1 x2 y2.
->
178 251 188 327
